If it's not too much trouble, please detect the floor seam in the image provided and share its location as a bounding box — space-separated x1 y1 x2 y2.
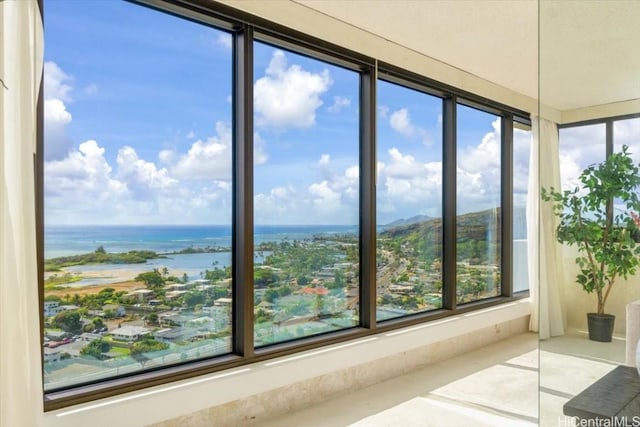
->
426 392 539 424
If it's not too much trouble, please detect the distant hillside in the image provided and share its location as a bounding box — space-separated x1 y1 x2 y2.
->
381 208 501 243
385 215 433 227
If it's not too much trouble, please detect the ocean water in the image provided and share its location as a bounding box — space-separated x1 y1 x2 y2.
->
45 225 358 286
45 224 358 259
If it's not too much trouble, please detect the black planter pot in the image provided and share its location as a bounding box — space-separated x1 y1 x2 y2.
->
587 313 615 342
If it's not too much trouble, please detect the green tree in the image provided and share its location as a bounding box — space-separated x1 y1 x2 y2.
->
331 269 345 289
91 317 105 330
183 291 204 308
131 338 167 354
135 270 164 288
147 313 159 325
80 339 111 359
53 310 83 334
95 245 106 254
72 293 82 306
254 268 275 288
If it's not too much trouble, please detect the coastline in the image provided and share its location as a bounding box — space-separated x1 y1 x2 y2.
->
45 267 188 297
45 279 142 297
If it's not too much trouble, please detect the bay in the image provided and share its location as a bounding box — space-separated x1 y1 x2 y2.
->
45 224 357 287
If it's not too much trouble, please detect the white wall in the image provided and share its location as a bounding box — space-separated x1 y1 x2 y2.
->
561 245 640 335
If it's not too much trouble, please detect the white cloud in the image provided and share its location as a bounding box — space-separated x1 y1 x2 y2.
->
254 132 269 166
458 119 501 174
254 158 360 224
327 96 351 113
309 180 341 211
187 130 196 139
378 149 442 212
216 33 232 50
389 108 432 146
254 50 332 129
455 118 502 211
559 124 607 191
378 105 390 120
45 137 235 225
44 61 72 102
116 146 179 198
43 62 75 161
172 121 232 180
385 148 426 179
158 149 175 165
390 108 414 137
45 140 126 203
41 58 241 224
44 97 73 161
614 118 640 165
255 186 304 223
513 126 532 200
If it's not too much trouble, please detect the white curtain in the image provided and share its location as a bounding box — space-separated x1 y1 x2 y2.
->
528 115 566 339
0 1 44 427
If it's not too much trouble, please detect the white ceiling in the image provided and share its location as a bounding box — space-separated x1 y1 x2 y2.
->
540 1 640 112
295 0 538 100
293 0 640 114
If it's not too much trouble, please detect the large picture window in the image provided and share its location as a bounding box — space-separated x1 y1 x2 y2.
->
456 105 502 304
513 123 532 293
252 42 360 345
40 0 529 408
43 0 233 390
376 80 443 320
559 115 640 232
558 123 606 191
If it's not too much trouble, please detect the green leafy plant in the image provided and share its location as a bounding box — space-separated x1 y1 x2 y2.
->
542 145 640 315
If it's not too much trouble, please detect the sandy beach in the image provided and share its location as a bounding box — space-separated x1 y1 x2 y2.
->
45 279 142 297
45 267 188 297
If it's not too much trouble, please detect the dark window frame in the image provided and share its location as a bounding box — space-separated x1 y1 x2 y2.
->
39 0 531 410
559 113 640 154
558 113 640 226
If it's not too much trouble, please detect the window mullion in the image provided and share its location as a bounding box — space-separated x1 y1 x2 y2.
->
360 66 376 329
442 96 457 311
233 24 255 358
606 120 613 157
501 115 514 297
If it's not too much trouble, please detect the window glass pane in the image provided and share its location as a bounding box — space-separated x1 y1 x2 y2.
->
252 43 360 346
43 1 232 390
513 124 531 293
558 124 606 191
614 117 640 163
456 105 501 303
375 80 443 321
613 117 640 221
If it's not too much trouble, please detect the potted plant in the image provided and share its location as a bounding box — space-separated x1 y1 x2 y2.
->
542 145 640 342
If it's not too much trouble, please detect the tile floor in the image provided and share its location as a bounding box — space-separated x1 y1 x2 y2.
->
259 332 538 426
258 328 628 427
540 328 626 427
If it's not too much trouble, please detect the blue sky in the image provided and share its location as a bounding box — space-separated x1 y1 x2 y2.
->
44 0 533 226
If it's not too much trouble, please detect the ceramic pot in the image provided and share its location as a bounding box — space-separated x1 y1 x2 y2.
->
587 313 615 342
